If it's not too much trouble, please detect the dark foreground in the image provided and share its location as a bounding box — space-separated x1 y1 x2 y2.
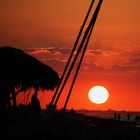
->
2 110 140 140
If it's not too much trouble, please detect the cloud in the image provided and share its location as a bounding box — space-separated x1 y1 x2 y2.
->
88 50 104 55
23 44 140 78
131 57 140 63
42 59 66 75
25 47 69 73
48 47 71 54
28 48 54 60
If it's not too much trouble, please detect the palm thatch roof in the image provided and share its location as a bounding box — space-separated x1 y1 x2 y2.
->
0 46 60 91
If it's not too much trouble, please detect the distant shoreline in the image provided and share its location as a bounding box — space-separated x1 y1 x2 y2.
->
75 109 140 121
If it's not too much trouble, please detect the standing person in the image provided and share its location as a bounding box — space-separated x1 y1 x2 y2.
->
31 90 41 115
127 112 131 121
118 113 121 120
114 112 117 120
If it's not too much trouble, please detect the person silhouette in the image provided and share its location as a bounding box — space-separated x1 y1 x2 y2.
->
118 113 121 120
31 90 41 115
135 116 139 125
127 112 130 121
114 112 117 120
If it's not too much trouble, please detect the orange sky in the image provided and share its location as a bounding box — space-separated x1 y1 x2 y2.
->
0 0 140 111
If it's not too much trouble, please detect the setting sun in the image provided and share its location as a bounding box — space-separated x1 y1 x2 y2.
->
88 86 109 104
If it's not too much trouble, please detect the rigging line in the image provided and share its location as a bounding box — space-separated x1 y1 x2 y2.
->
53 0 103 108
48 0 95 111
63 23 94 111
63 0 103 111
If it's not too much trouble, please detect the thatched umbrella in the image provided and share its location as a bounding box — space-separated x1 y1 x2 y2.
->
0 46 60 110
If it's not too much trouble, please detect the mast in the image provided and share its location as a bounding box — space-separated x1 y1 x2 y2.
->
63 0 103 111
53 0 103 110
48 0 95 111
48 0 103 111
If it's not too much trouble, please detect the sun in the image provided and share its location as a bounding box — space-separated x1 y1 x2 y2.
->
88 86 109 104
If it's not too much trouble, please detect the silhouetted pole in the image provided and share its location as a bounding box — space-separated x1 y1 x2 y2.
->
63 25 94 112
48 0 95 111
63 0 103 111
53 0 103 109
